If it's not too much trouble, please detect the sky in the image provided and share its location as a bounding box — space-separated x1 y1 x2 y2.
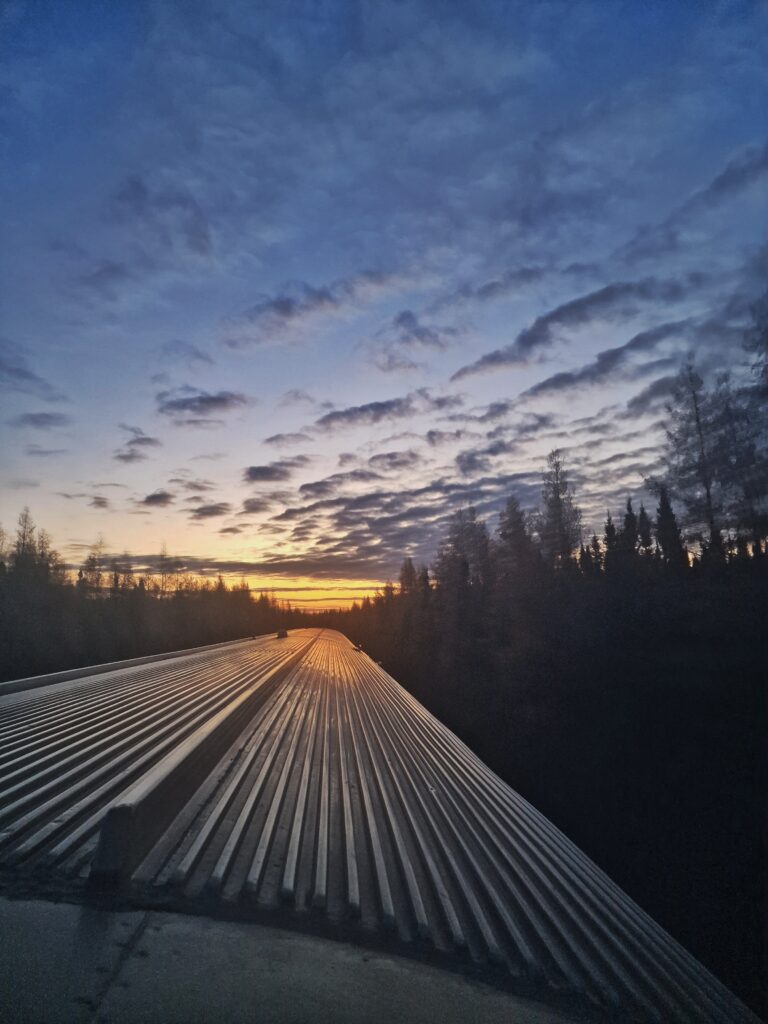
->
1 0 767 608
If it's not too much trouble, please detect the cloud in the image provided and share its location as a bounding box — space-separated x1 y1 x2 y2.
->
374 350 421 373
58 491 111 509
435 266 547 310
279 389 316 406
373 310 459 372
314 388 462 431
445 399 518 425
114 449 149 464
425 429 466 446
243 455 311 483
120 424 162 448
223 270 392 348
76 259 136 299
264 432 313 446
219 526 243 535
160 339 214 367
113 174 212 258
0 338 66 402
623 141 768 262
240 497 272 515
520 320 690 399
26 444 67 457
298 469 383 500
112 423 162 463
156 386 249 424
8 411 71 429
620 375 678 419
454 438 521 477
368 449 422 471
392 310 456 349
451 277 702 380
263 468 545 576
168 476 215 493
452 413 557 476
189 502 232 519
140 490 175 507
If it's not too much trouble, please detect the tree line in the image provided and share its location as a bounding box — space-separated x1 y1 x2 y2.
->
0 515 304 682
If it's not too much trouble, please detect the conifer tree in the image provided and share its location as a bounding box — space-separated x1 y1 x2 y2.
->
497 496 538 577
637 504 654 554
590 533 603 572
538 450 582 568
398 557 417 594
620 498 639 557
655 486 686 569
660 360 723 553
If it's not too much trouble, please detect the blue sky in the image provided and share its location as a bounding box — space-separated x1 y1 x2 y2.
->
1 0 767 602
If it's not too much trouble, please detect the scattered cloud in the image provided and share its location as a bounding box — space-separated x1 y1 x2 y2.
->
8 411 71 429
519 321 690 400
264 432 313 446
620 376 678 419
0 339 67 402
622 141 768 262
223 270 392 348
451 276 704 380
314 389 462 431
114 449 148 464
243 455 311 483
240 497 272 515
156 386 249 425
189 502 232 519
26 443 67 457
425 429 467 446
298 469 383 500
113 174 212 258
280 389 316 407
368 449 422 472
168 476 215 493
139 490 175 507
160 339 214 368
112 423 162 463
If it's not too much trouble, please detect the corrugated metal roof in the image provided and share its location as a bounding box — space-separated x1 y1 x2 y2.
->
0 629 758 1023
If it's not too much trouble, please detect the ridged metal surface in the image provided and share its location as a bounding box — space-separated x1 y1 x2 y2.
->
0 631 314 875
0 629 757 1023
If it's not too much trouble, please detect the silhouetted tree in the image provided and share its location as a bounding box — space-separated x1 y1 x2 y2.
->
537 449 582 567
497 495 539 579
709 375 768 543
660 360 723 554
398 557 417 594
637 503 654 556
655 485 687 569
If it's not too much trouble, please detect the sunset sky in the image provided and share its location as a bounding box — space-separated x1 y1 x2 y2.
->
2 0 767 608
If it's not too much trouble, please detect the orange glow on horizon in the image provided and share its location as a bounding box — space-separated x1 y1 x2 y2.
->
226 573 384 612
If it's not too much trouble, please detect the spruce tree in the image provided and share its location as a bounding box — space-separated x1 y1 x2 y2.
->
660 360 723 554
538 450 582 568
637 503 654 555
398 557 417 595
655 486 686 569
497 496 538 578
